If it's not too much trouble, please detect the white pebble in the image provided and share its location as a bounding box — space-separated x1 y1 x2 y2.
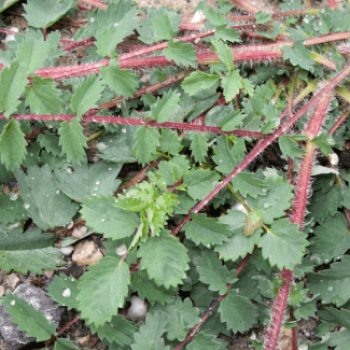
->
71 226 88 239
3 27 18 43
328 153 339 167
127 296 148 321
116 244 127 256
60 246 74 255
62 288 71 297
231 202 249 215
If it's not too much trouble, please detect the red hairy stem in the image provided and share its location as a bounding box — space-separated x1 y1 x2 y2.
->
37 31 348 81
89 71 190 113
228 0 261 14
170 64 350 236
328 110 350 135
77 4 92 11
63 37 95 51
264 89 333 350
0 114 268 139
328 0 339 9
75 0 106 9
166 180 184 192
174 252 253 350
89 337 100 349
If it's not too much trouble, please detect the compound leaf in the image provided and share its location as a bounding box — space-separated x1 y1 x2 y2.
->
232 172 268 198
218 289 258 333
164 297 200 341
78 257 130 326
53 161 122 202
196 251 237 295
131 311 169 350
183 213 231 247
259 218 308 270
58 117 87 164
282 40 314 71
0 60 28 118
37 131 61 156
46 274 79 310
278 135 305 161
159 129 182 155
138 230 190 289
81 196 139 240
1 293 57 341
0 228 64 274
212 40 234 71
15 165 79 230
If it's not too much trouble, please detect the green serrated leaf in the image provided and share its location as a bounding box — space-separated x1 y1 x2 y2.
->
23 0 73 28
189 133 208 163
1 293 57 341
95 24 128 58
310 212 350 264
71 75 104 118
55 339 80 350
279 135 306 161
138 230 190 288
218 289 258 333
212 40 234 71
282 40 315 71
131 311 169 350
222 70 242 103
0 60 28 118
308 256 350 307
214 25 241 43
58 117 87 164
131 270 177 305
221 110 246 131
183 168 221 200
183 213 231 247
78 257 130 326
159 129 182 155
254 11 272 24
163 39 198 68
25 76 63 114
53 161 122 202
182 71 221 96
186 332 226 350
247 175 294 224
0 193 27 225
196 251 237 295
232 172 268 198
133 126 160 166
259 219 308 270
151 90 180 123
0 228 64 274
89 315 136 346
46 274 79 310
37 131 61 156
0 119 27 170
312 134 334 156
15 165 79 230
81 196 139 239
163 297 200 341
101 60 139 99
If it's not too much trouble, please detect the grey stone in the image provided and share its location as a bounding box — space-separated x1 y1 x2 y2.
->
0 284 63 350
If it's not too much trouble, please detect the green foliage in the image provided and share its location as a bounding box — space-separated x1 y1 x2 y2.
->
0 193 27 225
0 60 28 118
58 117 87 164
77 257 130 326
282 41 315 70
182 71 221 96
279 135 306 160
46 274 80 310
1 293 57 340
133 126 160 166
254 11 272 24
0 228 64 274
81 196 139 239
15 165 79 230
151 91 181 123
183 213 231 247
163 39 198 68
189 133 208 163
23 0 74 28
137 230 190 288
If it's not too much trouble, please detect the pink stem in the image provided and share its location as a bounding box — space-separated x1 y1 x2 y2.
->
170 64 350 236
328 110 350 135
0 114 267 139
263 89 333 350
63 37 95 51
75 0 106 9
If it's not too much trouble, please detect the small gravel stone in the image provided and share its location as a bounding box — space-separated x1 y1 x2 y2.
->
43 270 55 278
72 240 103 266
5 274 20 291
